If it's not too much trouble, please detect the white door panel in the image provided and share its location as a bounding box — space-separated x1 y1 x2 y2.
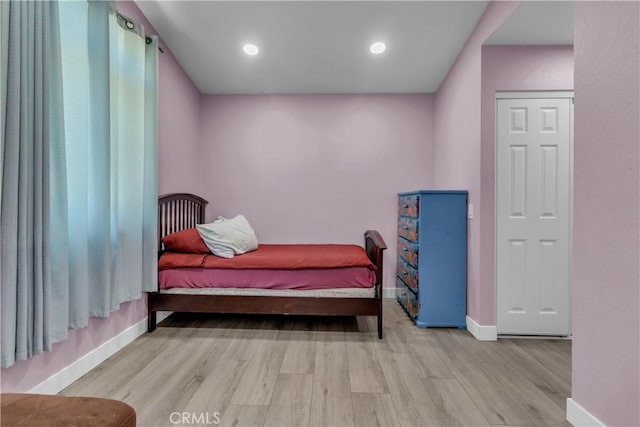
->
497 96 572 336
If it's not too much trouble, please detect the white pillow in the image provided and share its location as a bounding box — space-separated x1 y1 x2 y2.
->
196 215 258 258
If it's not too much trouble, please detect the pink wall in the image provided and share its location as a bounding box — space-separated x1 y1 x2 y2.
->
117 1 202 196
0 0 201 393
572 2 640 425
156 46 202 195
198 94 434 289
0 299 147 392
479 45 574 325
433 1 519 323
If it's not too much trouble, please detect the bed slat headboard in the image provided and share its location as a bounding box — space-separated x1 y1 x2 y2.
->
158 193 208 249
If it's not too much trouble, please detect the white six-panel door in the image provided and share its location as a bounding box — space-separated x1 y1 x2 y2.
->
496 94 572 336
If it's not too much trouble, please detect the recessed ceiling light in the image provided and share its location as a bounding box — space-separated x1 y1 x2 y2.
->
243 43 259 56
370 42 386 55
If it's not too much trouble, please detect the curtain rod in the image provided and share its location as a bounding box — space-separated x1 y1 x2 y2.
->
115 11 164 54
145 36 165 54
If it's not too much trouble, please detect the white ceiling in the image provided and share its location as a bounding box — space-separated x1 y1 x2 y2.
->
485 1 573 45
136 1 488 94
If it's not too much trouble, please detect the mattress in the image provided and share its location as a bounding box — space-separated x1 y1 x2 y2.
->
159 286 376 298
159 267 375 291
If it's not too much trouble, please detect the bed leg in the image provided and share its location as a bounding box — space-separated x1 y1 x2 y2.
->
148 310 157 332
147 294 157 332
377 296 383 339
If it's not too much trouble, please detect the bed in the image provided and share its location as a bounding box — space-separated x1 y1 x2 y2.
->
147 193 387 338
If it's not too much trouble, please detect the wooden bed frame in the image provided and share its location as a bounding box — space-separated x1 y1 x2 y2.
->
147 193 387 338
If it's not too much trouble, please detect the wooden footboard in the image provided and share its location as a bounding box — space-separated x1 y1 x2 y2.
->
149 193 387 338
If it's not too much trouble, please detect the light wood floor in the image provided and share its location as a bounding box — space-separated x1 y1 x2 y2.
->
61 301 571 427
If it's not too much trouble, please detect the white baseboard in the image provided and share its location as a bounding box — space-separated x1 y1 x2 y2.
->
29 311 176 395
567 398 606 426
29 318 148 395
466 316 497 341
383 288 396 299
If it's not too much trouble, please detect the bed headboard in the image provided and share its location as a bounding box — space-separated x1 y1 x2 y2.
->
158 193 208 249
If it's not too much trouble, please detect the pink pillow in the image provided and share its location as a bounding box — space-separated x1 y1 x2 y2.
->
161 228 210 254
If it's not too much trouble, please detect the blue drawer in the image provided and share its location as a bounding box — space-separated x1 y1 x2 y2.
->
397 237 419 268
396 277 407 303
396 278 417 320
397 216 419 242
398 195 419 218
396 256 418 294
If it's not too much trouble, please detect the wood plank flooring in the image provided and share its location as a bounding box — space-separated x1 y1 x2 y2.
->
61 301 571 427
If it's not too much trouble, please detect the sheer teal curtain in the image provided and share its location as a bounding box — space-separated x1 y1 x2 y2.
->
52 1 158 338
1 0 157 367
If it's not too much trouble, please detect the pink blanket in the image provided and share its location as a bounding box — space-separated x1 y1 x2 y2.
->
159 267 375 290
158 244 375 271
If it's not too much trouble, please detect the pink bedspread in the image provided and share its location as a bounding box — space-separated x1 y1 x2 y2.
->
159 267 375 291
158 244 376 271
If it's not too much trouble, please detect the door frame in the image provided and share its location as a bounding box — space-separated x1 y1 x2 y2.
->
494 90 574 336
